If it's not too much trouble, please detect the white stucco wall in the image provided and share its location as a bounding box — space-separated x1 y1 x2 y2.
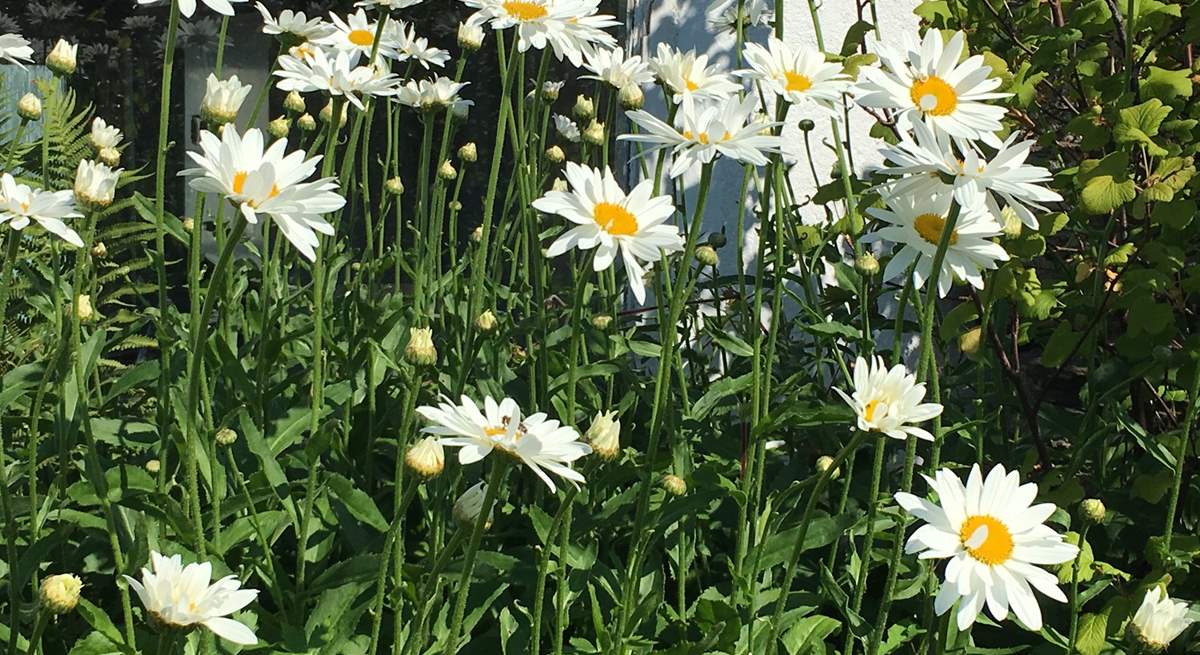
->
626 0 919 263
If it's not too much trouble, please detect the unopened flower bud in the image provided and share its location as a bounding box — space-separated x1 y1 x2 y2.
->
618 83 644 110
591 314 612 330
586 411 620 460
582 120 605 145
475 310 498 333
449 200 462 212
545 145 565 164
457 22 485 51
320 101 347 127
855 252 879 275
1000 206 1022 238
91 241 107 259
39 574 82 614
18 93 41 121
509 343 527 365
284 90 306 114
958 326 983 357
661 474 687 496
405 327 437 366
457 142 478 164
551 178 569 192
215 427 238 446
385 177 405 196
695 245 719 267
46 39 78 76
816 455 840 479
540 81 563 102
145 458 161 474
453 481 493 529
297 113 317 132
405 436 445 478
98 147 121 167
76 295 94 322
798 118 815 131
438 160 457 181
1080 498 1106 524
266 116 290 139
182 217 195 233
573 94 595 121
470 226 483 242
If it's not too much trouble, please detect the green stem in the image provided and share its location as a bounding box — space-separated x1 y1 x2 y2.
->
0 230 23 655
23 611 48 655
1065 524 1091 654
1163 362 1200 548
442 459 509 655
841 435 887 655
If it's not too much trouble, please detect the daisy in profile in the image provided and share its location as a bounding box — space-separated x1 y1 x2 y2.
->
622 95 783 178
705 0 774 35
417 395 592 492
0 34 33 67
874 120 1063 229
895 464 1078 630
863 192 1007 297
650 43 742 104
583 47 654 89
533 163 682 303
137 0 247 18
834 355 942 440
387 20 450 68
255 2 334 42
182 127 346 261
856 30 1009 144
90 117 123 151
553 114 581 142
274 48 398 110
0 174 83 247
318 8 398 63
393 77 471 112
740 37 849 113
124 551 258 645
1129 587 1194 651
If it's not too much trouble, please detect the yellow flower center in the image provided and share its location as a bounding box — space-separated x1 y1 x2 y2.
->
484 426 508 437
863 399 880 422
232 171 248 195
959 515 1014 565
685 78 699 91
909 76 957 116
503 0 548 20
593 202 638 236
913 212 958 246
784 71 813 93
348 29 375 47
19 201 30 213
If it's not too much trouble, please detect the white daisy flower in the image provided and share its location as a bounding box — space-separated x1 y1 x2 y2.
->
274 48 398 110
74 160 122 210
555 1 619 64
463 0 616 67
1130 587 1194 650
357 0 426 8
862 192 1008 297
856 30 1010 144
90 117 123 150
137 0 247 19
182 127 346 261
895 464 1079 631
124 551 259 645
649 43 742 104
386 20 450 68
0 173 83 247
255 2 335 41
739 37 849 113
416 395 592 492
833 355 943 440
393 77 471 112
553 114 581 142
533 162 683 303
0 33 33 67
874 120 1063 229
705 0 774 35
622 95 783 178
317 8 397 63
582 47 654 89
200 73 252 125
